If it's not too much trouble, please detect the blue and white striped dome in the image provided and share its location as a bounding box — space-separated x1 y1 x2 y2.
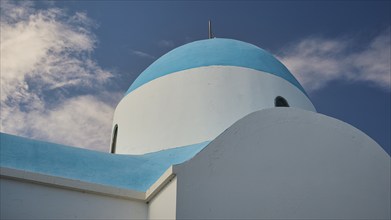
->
113 38 315 155
126 38 305 95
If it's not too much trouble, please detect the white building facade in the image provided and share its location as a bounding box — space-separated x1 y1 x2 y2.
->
1 38 390 219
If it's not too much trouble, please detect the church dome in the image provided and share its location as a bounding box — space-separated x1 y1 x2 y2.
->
113 38 315 155
126 38 305 95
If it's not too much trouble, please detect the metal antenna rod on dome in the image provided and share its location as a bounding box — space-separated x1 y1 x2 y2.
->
208 20 214 39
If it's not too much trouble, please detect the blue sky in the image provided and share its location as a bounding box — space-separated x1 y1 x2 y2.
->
1 1 390 154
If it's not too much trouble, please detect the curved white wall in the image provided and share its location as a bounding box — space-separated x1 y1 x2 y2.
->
112 66 315 154
175 108 390 219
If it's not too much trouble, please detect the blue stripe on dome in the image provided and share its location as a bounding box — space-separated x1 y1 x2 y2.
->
126 38 306 95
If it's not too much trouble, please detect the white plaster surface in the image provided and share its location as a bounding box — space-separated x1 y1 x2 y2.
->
0 178 147 219
113 66 315 154
174 108 390 219
0 167 145 200
148 177 177 220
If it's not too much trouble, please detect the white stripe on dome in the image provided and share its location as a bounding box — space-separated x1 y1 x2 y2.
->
113 66 315 155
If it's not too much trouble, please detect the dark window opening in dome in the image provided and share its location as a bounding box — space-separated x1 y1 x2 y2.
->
275 96 290 107
111 124 118 154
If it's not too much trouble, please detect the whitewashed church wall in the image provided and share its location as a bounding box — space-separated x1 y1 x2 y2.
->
0 178 148 219
148 177 177 219
174 108 390 219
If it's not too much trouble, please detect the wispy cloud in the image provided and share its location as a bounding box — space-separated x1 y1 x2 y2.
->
0 1 119 151
158 39 175 48
131 49 156 59
278 28 390 92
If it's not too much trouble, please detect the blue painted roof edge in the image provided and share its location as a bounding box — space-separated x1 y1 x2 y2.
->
0 132 210 192
125 38 307 96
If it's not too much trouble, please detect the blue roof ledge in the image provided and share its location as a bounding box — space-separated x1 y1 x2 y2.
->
0 132 210 192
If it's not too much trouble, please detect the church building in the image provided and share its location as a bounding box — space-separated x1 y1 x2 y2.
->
1 38 390 219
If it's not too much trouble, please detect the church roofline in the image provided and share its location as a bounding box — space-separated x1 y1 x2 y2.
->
0 167 145 201
0 132 209 192
1 165 177 202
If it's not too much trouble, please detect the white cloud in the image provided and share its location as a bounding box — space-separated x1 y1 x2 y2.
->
131 49 156 59
1 96 118 152
278 28 391 92
0 1 118 152
158 40 175 48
